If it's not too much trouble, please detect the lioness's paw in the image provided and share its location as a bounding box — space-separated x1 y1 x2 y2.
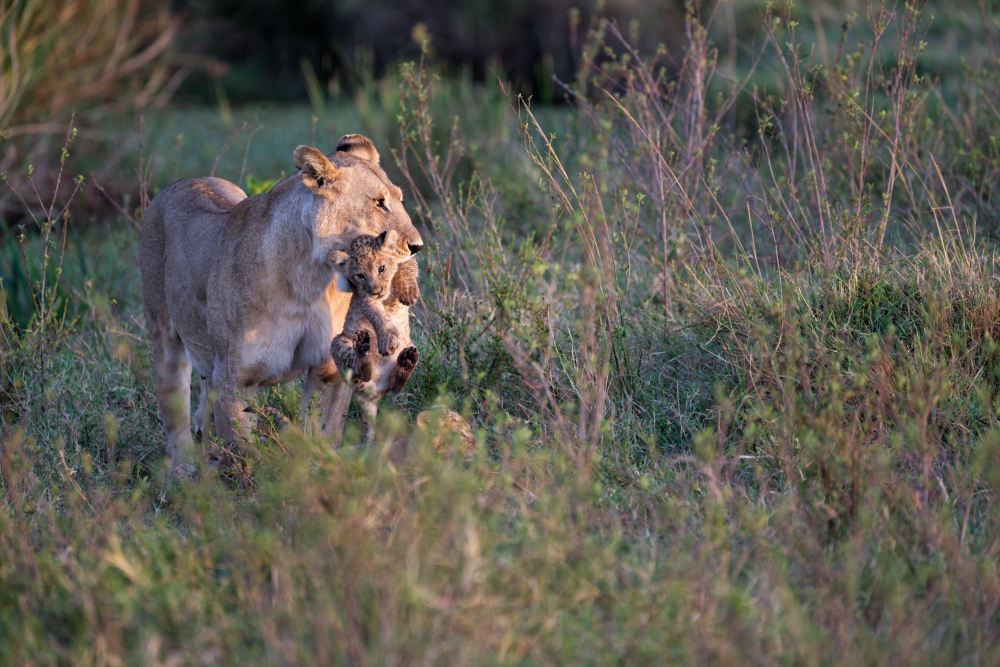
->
208 441 254 490
168 459 198 481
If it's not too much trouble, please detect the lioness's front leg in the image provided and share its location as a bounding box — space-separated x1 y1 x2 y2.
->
301 360 352 447
213 391 253 446
211 364 254 448
323 380 353 447
194 374 215 440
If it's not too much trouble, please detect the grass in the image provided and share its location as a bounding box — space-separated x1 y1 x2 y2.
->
4 1 1000 663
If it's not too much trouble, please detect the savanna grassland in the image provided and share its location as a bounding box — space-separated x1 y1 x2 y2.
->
3 0 1000 663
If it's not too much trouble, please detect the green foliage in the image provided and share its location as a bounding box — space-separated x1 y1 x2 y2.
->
5 2 1000 663
244 175 279 195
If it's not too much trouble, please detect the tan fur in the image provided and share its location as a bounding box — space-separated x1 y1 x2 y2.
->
387 410 477 463
329 230 419 442
140 135 422 477
419 410 476 456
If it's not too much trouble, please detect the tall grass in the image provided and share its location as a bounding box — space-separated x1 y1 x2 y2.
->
3 1 1000 662
0 0 179 222
0 0 178 133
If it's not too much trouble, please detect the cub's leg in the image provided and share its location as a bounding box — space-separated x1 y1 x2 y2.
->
148 322 196 477
353 328 375 383
354 330 380 444
389 346 419 394
390 257 420 306
360 297 399 356
357 392 379 444
330 329 373 382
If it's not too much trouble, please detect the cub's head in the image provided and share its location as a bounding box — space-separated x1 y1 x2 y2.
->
329 229 410 299
292 136 423 258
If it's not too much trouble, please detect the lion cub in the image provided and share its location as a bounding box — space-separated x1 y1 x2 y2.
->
329 229 419 441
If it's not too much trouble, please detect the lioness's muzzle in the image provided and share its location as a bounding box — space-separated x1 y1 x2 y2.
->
407 242 423 255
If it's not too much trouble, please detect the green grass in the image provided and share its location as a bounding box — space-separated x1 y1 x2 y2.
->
4 2 1000 663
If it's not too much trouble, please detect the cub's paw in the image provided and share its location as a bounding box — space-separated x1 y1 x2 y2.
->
378 328 400 356
392 258 421 305
394 282 420 306
397 346 419 372
354 329 371 357
388 346 419 393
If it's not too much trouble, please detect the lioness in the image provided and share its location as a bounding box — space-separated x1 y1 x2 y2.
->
141 134 422 476
329 229 419 442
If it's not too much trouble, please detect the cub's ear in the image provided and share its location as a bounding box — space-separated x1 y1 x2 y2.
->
294 145 340 189
335 134 379 164
328 248 350 270
377 229 399 250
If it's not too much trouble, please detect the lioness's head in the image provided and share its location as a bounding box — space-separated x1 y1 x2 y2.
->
329 229 410 300
292 136 423 260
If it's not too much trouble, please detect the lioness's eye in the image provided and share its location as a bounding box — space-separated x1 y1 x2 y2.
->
378 265 385 274
375 197 387 211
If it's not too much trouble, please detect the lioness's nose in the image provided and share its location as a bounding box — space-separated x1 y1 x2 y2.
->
408 242 423 255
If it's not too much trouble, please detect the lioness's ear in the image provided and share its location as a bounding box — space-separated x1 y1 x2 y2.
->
335 134 379 165
294 145 339 189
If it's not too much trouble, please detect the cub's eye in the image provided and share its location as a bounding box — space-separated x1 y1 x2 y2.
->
355 273 365 281
378 265 385 274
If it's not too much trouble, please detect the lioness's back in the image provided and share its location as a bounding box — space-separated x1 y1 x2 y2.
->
142 177 249 305
142 177 253 369
158 177 247 215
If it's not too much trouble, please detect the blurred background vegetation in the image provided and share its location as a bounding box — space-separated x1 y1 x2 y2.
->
171 0 685 104
2 0 994 238
6 0 1000 663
